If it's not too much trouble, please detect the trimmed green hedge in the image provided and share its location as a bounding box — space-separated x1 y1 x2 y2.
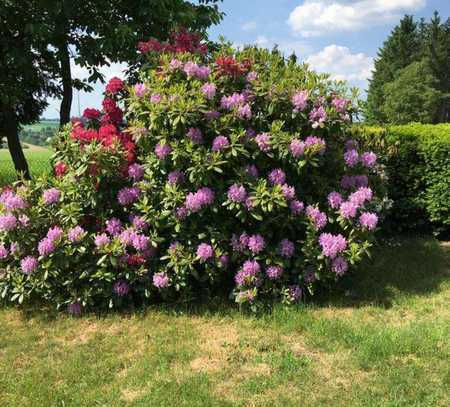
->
349 123 450 235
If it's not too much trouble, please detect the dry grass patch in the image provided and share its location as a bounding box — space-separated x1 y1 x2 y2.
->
120 388 146 403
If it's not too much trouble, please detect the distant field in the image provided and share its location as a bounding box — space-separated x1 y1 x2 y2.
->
23 120 59 132
0 147 52 186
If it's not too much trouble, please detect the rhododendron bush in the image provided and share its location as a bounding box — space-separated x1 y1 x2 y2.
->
0 31 383 312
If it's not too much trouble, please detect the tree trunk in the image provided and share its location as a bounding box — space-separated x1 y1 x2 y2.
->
59 41 72 126
2 108 30 180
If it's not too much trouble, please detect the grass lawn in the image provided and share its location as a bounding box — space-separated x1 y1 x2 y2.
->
0 237 449 406
0 146 52 186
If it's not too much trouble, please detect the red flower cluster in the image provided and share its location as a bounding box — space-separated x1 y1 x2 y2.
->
105 77 124 95
101 98 123 125
138 28 207 55
54 162 68 177
215 56 252 78
82 108 101 120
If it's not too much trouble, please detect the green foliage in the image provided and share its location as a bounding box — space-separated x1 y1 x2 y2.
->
349 123 450 234
383 60 443 124
0 43 383 312
365 12 450 124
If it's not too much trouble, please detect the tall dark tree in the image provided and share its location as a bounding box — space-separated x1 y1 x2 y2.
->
0 1 59 179
38 0 224 126
422 12 450 122
0 0 223 180
366 15 421 123
366 12 450 124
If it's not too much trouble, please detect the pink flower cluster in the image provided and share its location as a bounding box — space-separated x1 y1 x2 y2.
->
319 233 347 258
184 187 215 213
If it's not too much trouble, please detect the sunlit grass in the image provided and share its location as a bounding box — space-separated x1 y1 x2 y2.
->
0 237 448 406
0 148 52 186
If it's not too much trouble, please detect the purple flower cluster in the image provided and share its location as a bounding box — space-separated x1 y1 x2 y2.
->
291 90 308 112
331 256 348 275
68 226 86 243
150 93 162 103
113 279 130 296
212 135 230 151
153 272 169 288
38 238 55 256
339 200 359 219
255 133 271 152
327 192 343 209
94 233 110 248
118 187 140 206
201 82 216 99
289 139 306 158
281 184 296 200
183 62 210 79
197 243 214 261
248 234 265 254
106 218 123 236
43 188 61 205
20 256 38 275
289 285 302 302
279 239 295 258
237 103 252 119
228 184 247 203
319 233 347 258
306 206 327 229
332 97 349 113
187 127 204 144
361 151 377 167
0 214 17 232
349 187 373 206
235 260 261 286
309 106 327 128
0 190 26 211
185 187 214 212
164 170 184 186
268 169 286 185
134 83 147 97
359 212 378 230
0 244 8 259
305 136 326 153
290 200 304 215
247 71 258 82
128 163 145 181
245 164 259 178
266 265 283 280
344 149 359 167
221 92 246 110
155 142 172 159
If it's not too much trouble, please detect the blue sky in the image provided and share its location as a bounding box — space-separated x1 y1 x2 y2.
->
43 0 449 119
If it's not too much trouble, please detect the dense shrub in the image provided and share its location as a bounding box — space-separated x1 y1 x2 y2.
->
0 33 384 312
349 123 450 235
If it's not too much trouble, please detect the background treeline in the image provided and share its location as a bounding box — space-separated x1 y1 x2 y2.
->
365 12 449 124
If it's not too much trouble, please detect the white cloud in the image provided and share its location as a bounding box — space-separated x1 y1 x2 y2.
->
246 36 312 56
255 35 270 47
306 44 373 82
287 0 426 36
242 20 257 31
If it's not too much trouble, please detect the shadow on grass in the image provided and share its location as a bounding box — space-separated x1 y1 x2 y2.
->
3 237 449 322
320 236 450 308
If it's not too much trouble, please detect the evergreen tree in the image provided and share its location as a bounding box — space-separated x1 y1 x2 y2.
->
382 60 442 124
366 15 421 123
422 12 450 122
